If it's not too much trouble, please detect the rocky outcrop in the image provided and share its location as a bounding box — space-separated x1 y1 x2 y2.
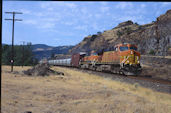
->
116 20 134 28
70 10 171 56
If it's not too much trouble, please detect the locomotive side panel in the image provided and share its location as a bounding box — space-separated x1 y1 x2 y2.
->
101 51 120 64
83 55 100 62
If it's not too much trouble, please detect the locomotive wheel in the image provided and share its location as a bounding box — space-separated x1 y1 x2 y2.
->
119 71 124 75
123 71 136 76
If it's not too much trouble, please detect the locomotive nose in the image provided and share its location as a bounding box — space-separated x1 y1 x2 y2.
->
129 50 136 64
131 50 133 55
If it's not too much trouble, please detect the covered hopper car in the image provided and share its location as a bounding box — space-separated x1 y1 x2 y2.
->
45 43 142 75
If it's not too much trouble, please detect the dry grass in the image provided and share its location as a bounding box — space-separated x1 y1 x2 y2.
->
1 65 171 113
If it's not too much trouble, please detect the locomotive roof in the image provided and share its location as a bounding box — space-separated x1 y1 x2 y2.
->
115 43 137 47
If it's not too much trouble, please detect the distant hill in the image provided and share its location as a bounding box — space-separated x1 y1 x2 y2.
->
2 43 74 60
70 9 171 56
32 44 74 60
32 44 53 50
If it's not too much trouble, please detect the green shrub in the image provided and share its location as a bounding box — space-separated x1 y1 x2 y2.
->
125 27 132 35
117 30 123 38
149 49 155 55
97 31 102 35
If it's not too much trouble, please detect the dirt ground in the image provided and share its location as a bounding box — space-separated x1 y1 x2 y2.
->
141 55 171 81
1 66 171 113
141 63 171 81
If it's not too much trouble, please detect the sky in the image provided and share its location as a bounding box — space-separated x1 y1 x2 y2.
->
2 1 171 46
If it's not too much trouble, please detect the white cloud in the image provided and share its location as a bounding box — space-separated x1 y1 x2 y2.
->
161 2 171 7
92 23 99 31
53 38 61 41
125 8 146 15
40 2 51 8
47 7 53 11
112 15 144 24
95 14 102 18
65 2 77 8
39 23 55 29
62 21 75 26
34 12 44 17
40 1 77 9
74 25 88 31
81 7 88 14
42 18 60 22
155 10 162 17
100 2 108 6
100 6 110 13
54 31 75 36
19 9 31 14
22 18 57 30
116 2 133 9
140 4 146 8
23 20 37 25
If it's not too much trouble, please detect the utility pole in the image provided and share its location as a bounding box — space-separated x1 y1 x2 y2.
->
5 12 22 72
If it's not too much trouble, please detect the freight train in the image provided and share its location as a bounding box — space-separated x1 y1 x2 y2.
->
43 43 142 76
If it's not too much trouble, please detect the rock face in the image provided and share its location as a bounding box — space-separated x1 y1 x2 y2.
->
70 10 171 56
116 20 134 28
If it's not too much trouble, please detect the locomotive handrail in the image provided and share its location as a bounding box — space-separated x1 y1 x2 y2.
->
121 56 130 64
91 59 97 66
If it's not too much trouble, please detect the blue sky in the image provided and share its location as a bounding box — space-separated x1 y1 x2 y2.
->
2 1 171 46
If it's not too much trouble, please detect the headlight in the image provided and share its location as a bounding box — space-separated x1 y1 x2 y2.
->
137 56 139 60
131 51 133 54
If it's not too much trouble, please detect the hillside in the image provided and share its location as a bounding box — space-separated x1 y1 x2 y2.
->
32 44 53 51
32 44 74 60
70 10 171 56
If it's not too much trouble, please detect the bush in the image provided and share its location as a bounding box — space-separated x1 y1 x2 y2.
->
117 30 123 38
90 35 97 41
97 31 102 35
138 26 142 29
125 27 132 35
135 22 139 25
149 49 155 55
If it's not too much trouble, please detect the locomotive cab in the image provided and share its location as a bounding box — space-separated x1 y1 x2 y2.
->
117 43 142 75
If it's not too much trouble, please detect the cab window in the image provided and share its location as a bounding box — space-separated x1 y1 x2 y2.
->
130 46 137 51
120 46 128 51
91 53 97 55
114 46 118 51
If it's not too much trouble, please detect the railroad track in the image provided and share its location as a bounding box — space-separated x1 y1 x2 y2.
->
128 76 171 85
57 66 171 94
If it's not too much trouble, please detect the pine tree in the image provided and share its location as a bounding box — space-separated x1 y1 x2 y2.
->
2 43 38 66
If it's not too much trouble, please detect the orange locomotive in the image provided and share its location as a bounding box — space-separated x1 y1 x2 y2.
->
79 43 142 75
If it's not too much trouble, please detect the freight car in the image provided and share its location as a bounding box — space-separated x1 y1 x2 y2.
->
48 58 71 66
46 43 142 76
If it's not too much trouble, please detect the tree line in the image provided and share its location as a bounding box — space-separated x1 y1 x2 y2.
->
2 43 38 66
